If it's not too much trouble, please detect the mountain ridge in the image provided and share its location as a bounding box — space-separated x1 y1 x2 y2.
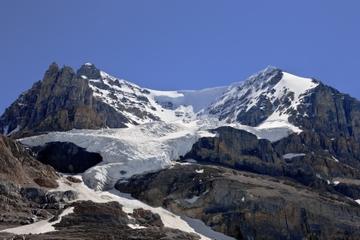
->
0 62 329 138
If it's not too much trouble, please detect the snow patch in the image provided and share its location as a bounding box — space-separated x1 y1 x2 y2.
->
127 223 147 229
195 169 204 174
1 207 74 235
333 180 340 186
283 153 306 159
185 195 200 204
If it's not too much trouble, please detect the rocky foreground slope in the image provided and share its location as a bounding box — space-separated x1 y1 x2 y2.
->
0 135 204 240
116 164 360 240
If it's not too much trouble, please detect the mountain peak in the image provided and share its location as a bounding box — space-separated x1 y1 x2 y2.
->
244 66 283 87
77 62 101 79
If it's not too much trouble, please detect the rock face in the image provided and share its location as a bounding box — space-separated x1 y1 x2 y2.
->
0 181 54 229
292 83 360 141
8 201 200 240
32 142 102 173
0 135 62 228
0 63 130 138
116 164 360 240
0 135 58 188
185 126 360 199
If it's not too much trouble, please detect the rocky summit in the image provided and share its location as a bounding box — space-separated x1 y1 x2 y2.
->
1 63 360 239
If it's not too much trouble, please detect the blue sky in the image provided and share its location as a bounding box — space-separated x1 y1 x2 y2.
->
1 0 359 114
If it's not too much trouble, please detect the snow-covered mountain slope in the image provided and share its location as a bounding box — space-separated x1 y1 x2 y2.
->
0 63 322 140
85 65 228 125
84 64 320 139
206 66 319 130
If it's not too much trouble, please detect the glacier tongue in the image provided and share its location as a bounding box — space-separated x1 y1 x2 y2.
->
20 121 215 190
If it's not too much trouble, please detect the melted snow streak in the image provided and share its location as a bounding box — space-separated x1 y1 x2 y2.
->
283 153 306 159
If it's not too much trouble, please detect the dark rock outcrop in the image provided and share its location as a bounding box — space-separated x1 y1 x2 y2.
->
0 181 55 229
116 164 360 240
0 135 58 187
32 142 102 173
0 135 60 228
185 126 360 198
292 83 360 141
0 63 129 138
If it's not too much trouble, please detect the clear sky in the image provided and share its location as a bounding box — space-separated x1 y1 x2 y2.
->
1 0 359 114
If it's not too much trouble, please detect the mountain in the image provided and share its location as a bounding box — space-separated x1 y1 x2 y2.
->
3 63 360 143
1 62 360 239
0 63 226 138
206 66 318 129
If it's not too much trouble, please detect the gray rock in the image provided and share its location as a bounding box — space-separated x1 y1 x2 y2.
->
116 164 360 240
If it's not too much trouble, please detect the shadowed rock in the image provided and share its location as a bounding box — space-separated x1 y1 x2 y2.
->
32 142 102 173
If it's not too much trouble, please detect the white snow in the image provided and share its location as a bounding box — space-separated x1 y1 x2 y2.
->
333 180 340 185
195 169 204 174
249 72 318 135
127 224 147 229
1 207 74 235
283 153 306 159
332 156 340 162
185 195 200 204
181 216 236 240
356 199 360 205
149 86 228 112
